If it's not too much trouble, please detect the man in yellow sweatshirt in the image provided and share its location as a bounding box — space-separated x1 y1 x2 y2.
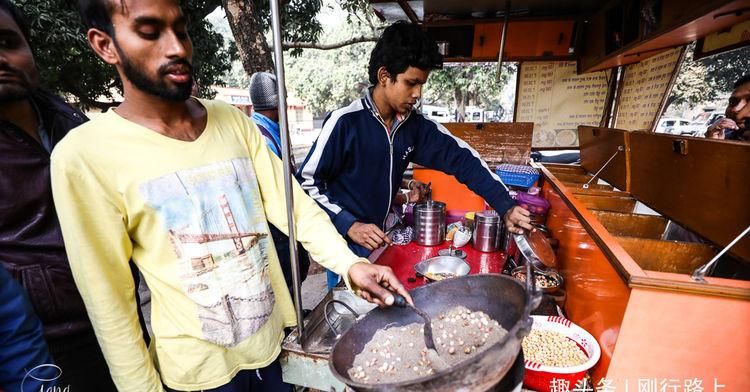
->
51 1 411 391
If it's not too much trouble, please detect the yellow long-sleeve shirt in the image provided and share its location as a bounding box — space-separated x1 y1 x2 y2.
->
50 99 363 391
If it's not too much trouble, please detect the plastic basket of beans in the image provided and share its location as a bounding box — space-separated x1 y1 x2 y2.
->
521 316 601 392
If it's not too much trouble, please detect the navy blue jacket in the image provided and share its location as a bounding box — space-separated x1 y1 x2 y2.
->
297 90 515 257
0 267 56 392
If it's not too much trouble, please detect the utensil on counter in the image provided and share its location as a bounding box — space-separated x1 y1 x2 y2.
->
437 245 467 259
413 200 446 246
473 211 502 252
453 226 472 247
413 255 470 282
513 229 556 270
510 266 563 294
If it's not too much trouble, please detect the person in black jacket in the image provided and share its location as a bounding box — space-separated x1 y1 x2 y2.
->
0 1 116 390
0 267 57 392
297 22 532 259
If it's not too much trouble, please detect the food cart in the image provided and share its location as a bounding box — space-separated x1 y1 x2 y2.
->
269 0 750 390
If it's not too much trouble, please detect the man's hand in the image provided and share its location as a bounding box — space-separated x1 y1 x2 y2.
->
348 263 413 307
503 206 534 234
347 222 391 250
407 180 429 203
706 118 738 139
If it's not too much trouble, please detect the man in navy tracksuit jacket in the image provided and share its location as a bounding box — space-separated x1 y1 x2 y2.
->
297 22 532 260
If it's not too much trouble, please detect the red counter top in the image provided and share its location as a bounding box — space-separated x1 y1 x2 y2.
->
372 241 507 290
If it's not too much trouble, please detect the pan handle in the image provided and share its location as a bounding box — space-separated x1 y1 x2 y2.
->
324 299 361 336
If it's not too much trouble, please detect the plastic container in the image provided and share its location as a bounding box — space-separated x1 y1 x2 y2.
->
496 164 540 189
523 316 601 392
517 191 551 225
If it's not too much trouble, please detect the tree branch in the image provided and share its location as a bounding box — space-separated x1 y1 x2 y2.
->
283 35 378 50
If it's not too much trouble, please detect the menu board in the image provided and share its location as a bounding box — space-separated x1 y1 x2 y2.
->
516 61 609 148
614 48 682 131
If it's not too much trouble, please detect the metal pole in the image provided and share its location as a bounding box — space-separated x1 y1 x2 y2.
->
692 225 750 283
269 0 305 344
495 1 510 81
582 146 623 189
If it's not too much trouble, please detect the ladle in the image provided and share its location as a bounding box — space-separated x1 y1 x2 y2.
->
392 293 448 370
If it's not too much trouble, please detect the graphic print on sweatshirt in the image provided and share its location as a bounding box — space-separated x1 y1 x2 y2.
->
140 158 274 347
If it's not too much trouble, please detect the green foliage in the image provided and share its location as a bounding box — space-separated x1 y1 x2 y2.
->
251 0 323 57
19 0 115 108
668 48 716 108
424 63 516 114
15 0 232 107
285 23 374 116
280 0 384 116
699 45 750 91
184 0 234 97
282 1 514 119
667 43 750 110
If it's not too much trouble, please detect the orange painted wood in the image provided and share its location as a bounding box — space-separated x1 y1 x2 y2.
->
538 163 750 387
542 161 750 299
471 20 575 59
606 288 750 390
412 167 486 211
544 185 631 382
578 126 630 192
539 166 647 281
410 122 534 210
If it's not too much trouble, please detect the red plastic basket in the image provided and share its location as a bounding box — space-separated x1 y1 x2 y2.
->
523 316 601 392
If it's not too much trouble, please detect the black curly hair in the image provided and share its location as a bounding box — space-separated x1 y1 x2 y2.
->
77 0 121 35
368 21 443 85
735 74 750 89
0 0 31 44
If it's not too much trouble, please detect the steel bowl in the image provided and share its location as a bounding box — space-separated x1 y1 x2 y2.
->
413 256 470 282
510 266 563 293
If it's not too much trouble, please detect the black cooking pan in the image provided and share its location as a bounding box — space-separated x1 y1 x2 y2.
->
328 273 541 391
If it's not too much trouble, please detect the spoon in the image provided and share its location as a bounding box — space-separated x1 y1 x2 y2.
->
392 294 448 370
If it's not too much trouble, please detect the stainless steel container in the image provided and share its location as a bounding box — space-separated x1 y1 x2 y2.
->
413 201 446 246
473 211 502 252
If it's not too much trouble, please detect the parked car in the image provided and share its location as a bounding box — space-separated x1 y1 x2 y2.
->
680 112 724 138
655 117 691 135
422 104 453 123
